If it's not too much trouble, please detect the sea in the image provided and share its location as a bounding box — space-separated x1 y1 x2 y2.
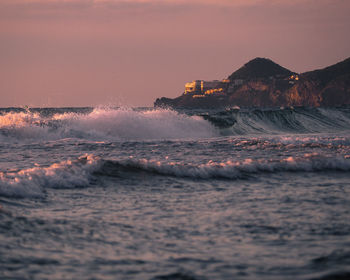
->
1 106 350 280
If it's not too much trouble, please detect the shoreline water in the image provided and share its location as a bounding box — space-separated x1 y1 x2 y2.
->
1 106 350 279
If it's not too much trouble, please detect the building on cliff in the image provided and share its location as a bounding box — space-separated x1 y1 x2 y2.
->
155 57 350 109
184 79 230 95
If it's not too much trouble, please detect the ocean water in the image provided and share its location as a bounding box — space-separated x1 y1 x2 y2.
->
1 106 350 280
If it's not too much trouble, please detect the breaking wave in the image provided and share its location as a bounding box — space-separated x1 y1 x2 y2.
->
1 153 350 198
0 108 217 141
1 106 350 142
98 153 350 179
0 155 100 198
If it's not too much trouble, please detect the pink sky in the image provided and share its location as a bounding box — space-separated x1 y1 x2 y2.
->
1 0 349 107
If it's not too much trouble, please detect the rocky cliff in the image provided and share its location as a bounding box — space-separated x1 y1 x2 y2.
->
154 57 350 108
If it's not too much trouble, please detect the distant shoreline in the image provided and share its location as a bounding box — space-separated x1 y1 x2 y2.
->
154 57 350 109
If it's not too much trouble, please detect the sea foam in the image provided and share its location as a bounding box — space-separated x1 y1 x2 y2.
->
0 155 100 198
53 108 218 140
103 153 350 179
2 107 350 142
0 108 217 141
2 153 350 198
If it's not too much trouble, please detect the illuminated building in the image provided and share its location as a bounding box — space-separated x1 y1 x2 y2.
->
184 79 230 96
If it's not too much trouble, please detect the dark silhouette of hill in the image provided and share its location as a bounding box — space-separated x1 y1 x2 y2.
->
302 57 350 86
229 57 295 80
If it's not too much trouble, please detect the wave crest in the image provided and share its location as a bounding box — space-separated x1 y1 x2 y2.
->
100 153 350 179
204 107 350 134
0 155 100 198
2 153 349 198
0 108 217 141
1 107 350 142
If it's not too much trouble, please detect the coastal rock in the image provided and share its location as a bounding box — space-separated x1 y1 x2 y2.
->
154 57 350 108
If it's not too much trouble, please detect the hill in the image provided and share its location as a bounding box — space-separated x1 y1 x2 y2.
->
228 57 295 80
154 57 350 108
302 57 350 85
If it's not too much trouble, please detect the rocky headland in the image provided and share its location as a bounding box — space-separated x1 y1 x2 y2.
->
154 57 350 108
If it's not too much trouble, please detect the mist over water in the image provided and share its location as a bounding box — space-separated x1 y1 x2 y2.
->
1 107 350 280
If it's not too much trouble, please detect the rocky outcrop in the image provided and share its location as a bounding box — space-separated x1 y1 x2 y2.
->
154 57 350 108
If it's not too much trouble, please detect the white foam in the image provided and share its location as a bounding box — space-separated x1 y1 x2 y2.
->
0 108 218 141
114 154 350 179
54 108 218 140
1 153 349 198
0 155 100 198
0 111 55 141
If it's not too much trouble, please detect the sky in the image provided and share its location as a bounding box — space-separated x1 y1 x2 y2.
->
1 0 350 107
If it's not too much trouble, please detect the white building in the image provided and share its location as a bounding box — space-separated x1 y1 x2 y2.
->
184 79 229 95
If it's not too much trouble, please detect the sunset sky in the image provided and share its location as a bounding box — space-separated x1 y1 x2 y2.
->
1 0 350 107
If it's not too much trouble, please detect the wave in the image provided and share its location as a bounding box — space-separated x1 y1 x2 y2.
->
0 108 217 141
99 153 350 179
200 107 350 134
1 107 350 142
1 153 350 198
0 155 100 198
